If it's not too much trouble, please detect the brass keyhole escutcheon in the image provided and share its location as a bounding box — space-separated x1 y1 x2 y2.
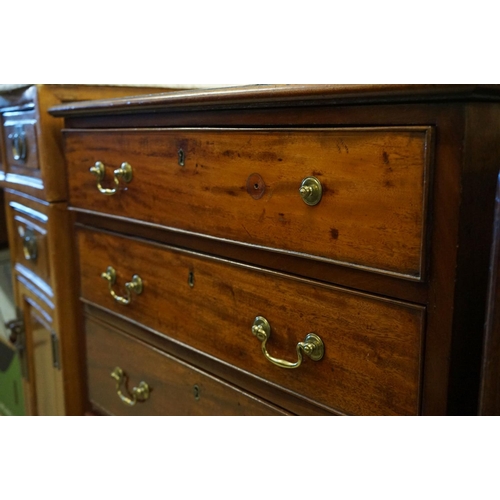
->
193 384 200 401
178 149 185 167
188 271 195 288
299 177 323 206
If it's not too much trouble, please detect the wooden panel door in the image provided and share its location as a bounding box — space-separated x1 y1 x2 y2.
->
16 278 65 416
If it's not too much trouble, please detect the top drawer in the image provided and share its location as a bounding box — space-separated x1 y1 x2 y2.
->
3 110 40 172
64 127 432 280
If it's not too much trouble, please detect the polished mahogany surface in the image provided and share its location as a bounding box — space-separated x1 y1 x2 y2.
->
51 85 500 415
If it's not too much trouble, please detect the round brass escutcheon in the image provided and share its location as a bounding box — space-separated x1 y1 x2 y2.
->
114 162 133 183
246 173 266 200
303 333 325 361
299 176 323 206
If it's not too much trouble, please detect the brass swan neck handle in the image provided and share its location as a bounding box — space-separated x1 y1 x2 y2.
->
111 367 150 407
101 266 143 305
90 161 133 196
251 316 324 369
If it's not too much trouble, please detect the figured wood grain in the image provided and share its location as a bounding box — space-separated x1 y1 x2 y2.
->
77 227 424 416
65 127 431 279
85 303 338 415
76 212 429 305
53 86 500 416
86 313 290 416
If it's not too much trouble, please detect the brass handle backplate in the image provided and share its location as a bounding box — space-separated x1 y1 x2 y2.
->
299 176 323 206
18 226 37 261
101 266 143 305
90 161 133 196
251 316 324 369
111 367 150 406
9 125 27 161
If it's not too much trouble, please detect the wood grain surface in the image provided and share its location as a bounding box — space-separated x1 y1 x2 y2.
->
78 227 425 415
86 313 290 416
65 127 431 279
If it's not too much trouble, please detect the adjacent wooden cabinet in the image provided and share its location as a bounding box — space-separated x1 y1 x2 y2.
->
50 84 500 415
0 84 174 415
479 169 500 415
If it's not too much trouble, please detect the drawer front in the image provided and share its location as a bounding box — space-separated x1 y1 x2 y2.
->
65 127 432 280
3 110 39 171
6 194 51 292
78 228 425 415
86 312 289 416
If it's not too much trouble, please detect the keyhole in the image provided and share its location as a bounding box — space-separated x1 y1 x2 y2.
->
188 271 195 288
193 384 200 400
178 149 185 167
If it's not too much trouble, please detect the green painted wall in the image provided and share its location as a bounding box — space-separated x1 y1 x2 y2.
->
0 341 25 416
0 247 26 416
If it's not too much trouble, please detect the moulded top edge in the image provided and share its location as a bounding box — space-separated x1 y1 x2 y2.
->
48 84 500 118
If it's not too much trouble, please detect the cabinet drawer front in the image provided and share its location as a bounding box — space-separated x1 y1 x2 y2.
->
3 111 39 171
78 228 425 415
65 127 432 280
6 194 51 293
86 312 289 416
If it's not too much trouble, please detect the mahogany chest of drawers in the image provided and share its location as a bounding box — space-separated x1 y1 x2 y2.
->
51 84 500 415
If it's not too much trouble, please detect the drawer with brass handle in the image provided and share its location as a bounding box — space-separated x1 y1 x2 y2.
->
5 192 52 292
78 227 425 416
3 110 39 171
86 311 290 416
65 127 432 280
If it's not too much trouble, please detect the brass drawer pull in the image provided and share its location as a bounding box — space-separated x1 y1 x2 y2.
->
9 125 27 161
251 316 324 369
18 226 37 261
111 367 150 406
299 176 322 206
101 266 143 305
90 161 133 196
